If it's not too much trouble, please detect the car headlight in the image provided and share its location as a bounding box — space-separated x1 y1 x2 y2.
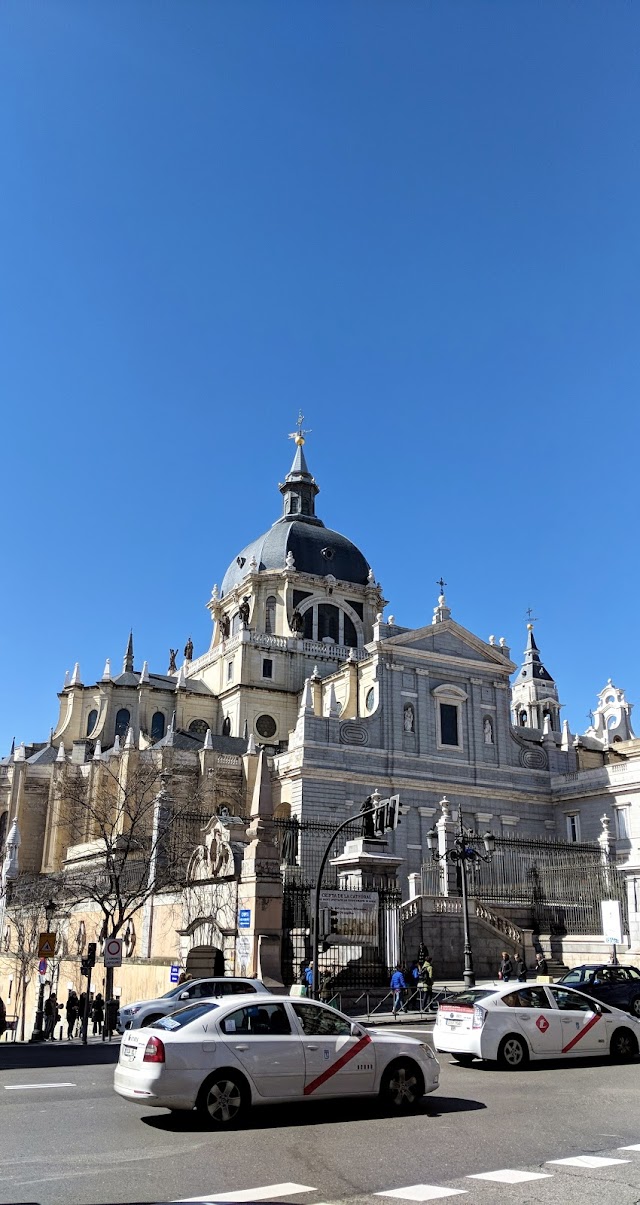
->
420 1043 437 1060
121 1005 142 1017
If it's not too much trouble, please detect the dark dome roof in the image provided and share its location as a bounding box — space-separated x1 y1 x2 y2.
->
221 518 370 596
221 438 370 596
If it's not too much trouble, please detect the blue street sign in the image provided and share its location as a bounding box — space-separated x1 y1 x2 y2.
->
170 964 180 983
238 909 251 929
38 958 48 974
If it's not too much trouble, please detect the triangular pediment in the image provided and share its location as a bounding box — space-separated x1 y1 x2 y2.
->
382 619 516 671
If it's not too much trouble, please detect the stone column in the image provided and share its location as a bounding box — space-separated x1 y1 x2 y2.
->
437 796 457 896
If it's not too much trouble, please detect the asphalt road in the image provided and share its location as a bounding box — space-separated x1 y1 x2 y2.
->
0 1030 639 1205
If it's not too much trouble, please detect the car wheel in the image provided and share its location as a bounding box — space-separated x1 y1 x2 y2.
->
610 1028 639 1062
629 996 640 1019
497 1034 529 1070
451 1053 475 1066
197 1070 249 1128
380 1059 425 1112
141 1014 162 1028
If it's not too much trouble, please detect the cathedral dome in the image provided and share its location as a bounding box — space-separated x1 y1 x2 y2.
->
221 436 370 596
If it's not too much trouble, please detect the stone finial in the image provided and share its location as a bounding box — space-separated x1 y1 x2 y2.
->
175 663 186 690
168 710 176 734
600 813 611 838
499 636 506 648
376 612 384 624
387 614 395 626
1 817 21 887
124 726 135 750
63 669 70 688
561 719 572 751
203 727 214 750
93 739 102 760
246 732 257 755
101 657 112 680
113 735 121 753
56 742 66 763
123 630 134 674
14 743 26 762
488 635 496 646
299 678 314 716
139 660 149 684
367 567 375 585
242 718 249 741
285 551 296 570
327 683 341 718
249 554 258 571
70 662 81 686
310 664 320 680
439 795 451 820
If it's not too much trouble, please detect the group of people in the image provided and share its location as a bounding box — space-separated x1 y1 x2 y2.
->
498 950 548 982
298 961 334 1002
43 990 105 1040
390 953 434 1015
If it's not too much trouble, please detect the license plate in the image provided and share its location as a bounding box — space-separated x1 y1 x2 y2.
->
123 1044 137 1060
446 1019 462 1028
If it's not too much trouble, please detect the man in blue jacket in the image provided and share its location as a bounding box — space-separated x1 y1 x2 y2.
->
390 964 407 1016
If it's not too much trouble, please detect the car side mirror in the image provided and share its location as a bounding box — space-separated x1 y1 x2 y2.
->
179 991 189 1000
351 1023 364 1037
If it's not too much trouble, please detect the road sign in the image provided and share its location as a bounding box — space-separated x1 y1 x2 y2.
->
38 932 55 957
170 965 180 983
103 938 123 967
38 958 48 974
601 899 623 945
238 909 251 929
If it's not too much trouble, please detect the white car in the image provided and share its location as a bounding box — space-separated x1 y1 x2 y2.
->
434 981 640 1069
117 977 270 1032
114 994 440 1126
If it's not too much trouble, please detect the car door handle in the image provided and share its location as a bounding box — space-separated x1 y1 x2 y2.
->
517 1014 531 1021
306 1044 319 1051
235 1044 249 1051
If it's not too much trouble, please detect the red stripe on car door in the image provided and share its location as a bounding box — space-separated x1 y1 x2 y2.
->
561 1011 601 1053
303 1033 373 1096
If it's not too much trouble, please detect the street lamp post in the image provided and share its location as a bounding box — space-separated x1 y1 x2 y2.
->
31 897 56 1042
426 810 495 988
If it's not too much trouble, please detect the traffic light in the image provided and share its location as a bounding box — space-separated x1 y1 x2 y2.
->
386 794 401 831
80 959 90 977
86 942 97 967
372 793 401 836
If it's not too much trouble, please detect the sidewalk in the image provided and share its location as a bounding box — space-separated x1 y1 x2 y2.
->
354 980 468 1026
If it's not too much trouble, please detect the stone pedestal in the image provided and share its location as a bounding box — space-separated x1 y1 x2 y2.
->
328 836 404 978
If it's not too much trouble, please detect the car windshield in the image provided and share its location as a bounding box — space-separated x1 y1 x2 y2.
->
442 990 495 1007
152 1002 220 1030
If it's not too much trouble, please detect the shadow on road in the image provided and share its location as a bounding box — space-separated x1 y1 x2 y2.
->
0 1041 120 1071
442 1053 632 1073
141 1093 486 1134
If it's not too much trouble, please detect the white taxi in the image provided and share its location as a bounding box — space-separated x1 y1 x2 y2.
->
114 994 439 1126
434 982 640 1069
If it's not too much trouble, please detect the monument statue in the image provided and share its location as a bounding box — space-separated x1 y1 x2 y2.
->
290 608 304 635
168 648 178 674
219 614 230 639
184 637 194 661
360 794 376 840
238 596 251 626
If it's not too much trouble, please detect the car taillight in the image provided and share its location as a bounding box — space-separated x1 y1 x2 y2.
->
143 1036 165 1063
472 1005 487 1029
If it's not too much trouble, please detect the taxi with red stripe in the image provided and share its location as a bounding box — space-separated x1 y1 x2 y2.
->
434 981 640 1069
114 994 439 1126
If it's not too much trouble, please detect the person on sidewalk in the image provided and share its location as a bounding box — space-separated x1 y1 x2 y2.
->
516 952 527 982
499 951 513 982
91 993 104 1036
66 991 79 1040
418 954 434 1012
44 993 58 1041
535 952 548 976
390 964 407 1016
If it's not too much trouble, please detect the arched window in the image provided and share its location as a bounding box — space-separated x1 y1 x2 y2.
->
265 596 277 635
344 614 357 648
231 612 241 636
189 719 209 736
86 709 98 736
151 711 165 741
221 716 231 736
115 709 130 740
519 711 528 727
317 603 339 643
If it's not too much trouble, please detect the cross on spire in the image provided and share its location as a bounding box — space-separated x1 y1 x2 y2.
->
525 607 538 624
436 577 447 594
288 410 311 447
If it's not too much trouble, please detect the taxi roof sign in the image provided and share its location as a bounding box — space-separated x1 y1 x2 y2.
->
38 932 56 957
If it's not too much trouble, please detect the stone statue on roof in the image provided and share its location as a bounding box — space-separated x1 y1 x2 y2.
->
184 637 194 661
168 649 178 674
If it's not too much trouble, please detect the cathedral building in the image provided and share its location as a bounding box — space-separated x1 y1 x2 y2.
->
1 428 639 1031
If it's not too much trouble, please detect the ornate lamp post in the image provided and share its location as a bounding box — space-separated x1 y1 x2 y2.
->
426 811 495 988
31 897 56 1042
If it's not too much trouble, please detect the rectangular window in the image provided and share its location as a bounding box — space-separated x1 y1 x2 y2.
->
565 813 580 842
227 660 234 682
262 658 273 679
615 808 630 840
440 703 459 746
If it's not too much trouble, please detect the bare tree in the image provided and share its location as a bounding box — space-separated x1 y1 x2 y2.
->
4 875 65 1040
58 756 209 1000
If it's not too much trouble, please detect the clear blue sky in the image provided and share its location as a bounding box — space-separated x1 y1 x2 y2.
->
1 1 638 752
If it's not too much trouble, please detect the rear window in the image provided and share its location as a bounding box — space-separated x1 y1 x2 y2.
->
442 990 494 1008
153 1002 220 1030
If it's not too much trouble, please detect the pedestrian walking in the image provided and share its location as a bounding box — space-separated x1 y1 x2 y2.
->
408 961 420 1009
418 954 434 1012
44 993 58 1041
66 991 79 1040
91 993 104 1036
498 951 513 982
535 952 548 976
304 961 314 994
390 964 407 1016
516 952 527 982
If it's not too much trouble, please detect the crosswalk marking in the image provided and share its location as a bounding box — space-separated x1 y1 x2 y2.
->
547 1156 631 1169
467 1169 553 1183
619 1144 640 1151
178 1185 316 1203
374 1188 467 1201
